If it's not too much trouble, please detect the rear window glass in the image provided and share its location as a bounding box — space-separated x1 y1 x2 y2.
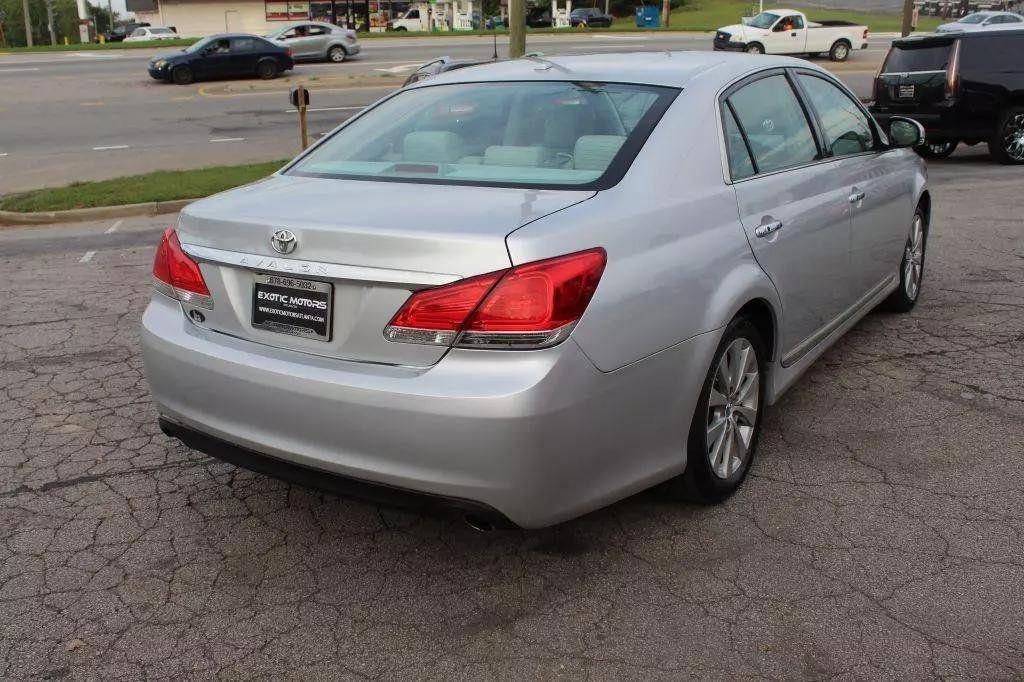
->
287 81 678 190
883 44 953 73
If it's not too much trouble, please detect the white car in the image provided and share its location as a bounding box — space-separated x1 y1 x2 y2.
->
124 26 179 42
935 10 1024 32
714 9 868 61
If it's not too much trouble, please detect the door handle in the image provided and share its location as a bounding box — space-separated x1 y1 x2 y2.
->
754 220 783 238
848 191 866 203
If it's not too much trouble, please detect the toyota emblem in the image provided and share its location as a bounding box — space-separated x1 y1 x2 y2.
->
270 229 297 255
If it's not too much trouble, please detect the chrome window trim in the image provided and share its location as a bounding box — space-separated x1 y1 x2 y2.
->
180 243 459 288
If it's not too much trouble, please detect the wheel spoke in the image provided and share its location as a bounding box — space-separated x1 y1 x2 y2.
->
734 403 757 427
707 415 728 442
708 387 729 408
709 426 729 477
717 425 734 477
731 424 749 463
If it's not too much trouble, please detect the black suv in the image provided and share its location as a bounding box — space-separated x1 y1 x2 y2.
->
871 29 1024 163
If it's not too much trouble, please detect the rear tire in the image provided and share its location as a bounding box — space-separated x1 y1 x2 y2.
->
674 318 766 503
914 140 957 159
171 65 193 85
744 42 765 55
829 39 851 61
256 59 279 80
327 45 347 63
881 207 927 313
988 107 1024 164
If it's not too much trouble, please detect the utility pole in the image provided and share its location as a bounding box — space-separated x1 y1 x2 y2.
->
661 0 670 27
45 0 56 44
901 0 914 36
108 0 115 33
21 0 33 46
508 0 524 58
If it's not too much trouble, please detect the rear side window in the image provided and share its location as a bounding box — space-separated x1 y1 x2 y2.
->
232 38 256 52
961 36 1024 73
797 74 875 156
726 74 818 175
882 44 953 73
722 106 755 180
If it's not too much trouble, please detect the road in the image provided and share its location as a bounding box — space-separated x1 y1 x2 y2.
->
2 150 1024 678
0 33 890 194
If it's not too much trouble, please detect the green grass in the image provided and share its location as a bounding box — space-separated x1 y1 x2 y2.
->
0 161 287 212
611 0 943 32
0 38 199 53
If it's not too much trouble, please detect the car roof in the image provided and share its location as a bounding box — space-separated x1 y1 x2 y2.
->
414 51 818 89
896 26 1024 44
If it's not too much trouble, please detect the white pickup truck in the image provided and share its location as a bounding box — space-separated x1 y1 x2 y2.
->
714 9 869 61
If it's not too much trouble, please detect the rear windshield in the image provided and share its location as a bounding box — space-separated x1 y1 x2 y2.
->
286 81 679 190
882 44 953 73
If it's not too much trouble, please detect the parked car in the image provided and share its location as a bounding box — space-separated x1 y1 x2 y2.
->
391 7 429 31
569 7 613 27
714 9 869 61
124 26 179 42
147 34 294 84
526 7 553 27
264 21 360 63
142 52 929 529
871 29 1024 162
402 56 493 86
935 10 1024 31
103 22 149 42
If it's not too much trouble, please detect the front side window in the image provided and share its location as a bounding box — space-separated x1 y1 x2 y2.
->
748 12 780 29
287 81 678 189
797 74 874 156
131 28 146 36
776 15 804 30
726 74 818 174
960 13 987 23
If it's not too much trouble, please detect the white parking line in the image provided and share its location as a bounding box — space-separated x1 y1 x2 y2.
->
105 219 123 234
79 250 96 263
92 145 129 151
282 105 364 113
0 67 41 73
209 137 245 143
0 153 8 157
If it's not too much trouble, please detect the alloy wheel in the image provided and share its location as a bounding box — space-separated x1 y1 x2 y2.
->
706 338 760 480
903 213 925 300
834 44 849 60
1002 113 1024 161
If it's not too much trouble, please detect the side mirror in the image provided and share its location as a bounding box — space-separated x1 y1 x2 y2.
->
888 116 925 148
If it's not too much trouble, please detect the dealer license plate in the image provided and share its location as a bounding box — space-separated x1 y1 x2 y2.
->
252 274 333 341
897 85 916 99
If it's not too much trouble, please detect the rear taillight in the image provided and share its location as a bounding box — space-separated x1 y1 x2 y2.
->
945 39 961 100
285 47 293 57
384 248 606 349
152 227 212 309
863 28 869 39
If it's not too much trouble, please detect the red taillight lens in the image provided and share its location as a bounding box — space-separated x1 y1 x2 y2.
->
286 47 293 57
384 248 606 349
152 227 212 308
863 28 869 39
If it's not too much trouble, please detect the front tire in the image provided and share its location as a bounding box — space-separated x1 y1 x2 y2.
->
327 45 347 63
915 140 958 159
988 107 1024 164
256 59 280 80
677 318 766 502
744 42 765 55
171 65 193 85
829 39 851 62
881 207 927 312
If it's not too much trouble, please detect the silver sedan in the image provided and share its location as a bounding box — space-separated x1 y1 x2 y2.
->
142 52 930 528
264 21 360 62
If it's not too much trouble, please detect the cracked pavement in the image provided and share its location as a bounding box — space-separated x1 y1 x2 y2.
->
2 150 1023 679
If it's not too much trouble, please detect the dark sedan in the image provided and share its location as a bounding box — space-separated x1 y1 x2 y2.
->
148 34 294 84
570 7 613 27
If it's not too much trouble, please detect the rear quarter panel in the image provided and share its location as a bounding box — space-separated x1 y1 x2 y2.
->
506 87 780 372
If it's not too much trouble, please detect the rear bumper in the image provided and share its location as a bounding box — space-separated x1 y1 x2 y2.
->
141 294 715 528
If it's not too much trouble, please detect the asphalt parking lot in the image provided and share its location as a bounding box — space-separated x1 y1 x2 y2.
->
2 148 1023 678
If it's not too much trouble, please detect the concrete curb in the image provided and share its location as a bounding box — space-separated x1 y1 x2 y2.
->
0 199 192 226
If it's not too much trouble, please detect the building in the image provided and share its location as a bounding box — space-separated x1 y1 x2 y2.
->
126 0 390 36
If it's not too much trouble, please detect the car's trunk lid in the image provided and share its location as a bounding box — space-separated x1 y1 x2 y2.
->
176 175 594 367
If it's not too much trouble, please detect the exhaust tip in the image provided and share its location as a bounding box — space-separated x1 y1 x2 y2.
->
464 514 495 533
